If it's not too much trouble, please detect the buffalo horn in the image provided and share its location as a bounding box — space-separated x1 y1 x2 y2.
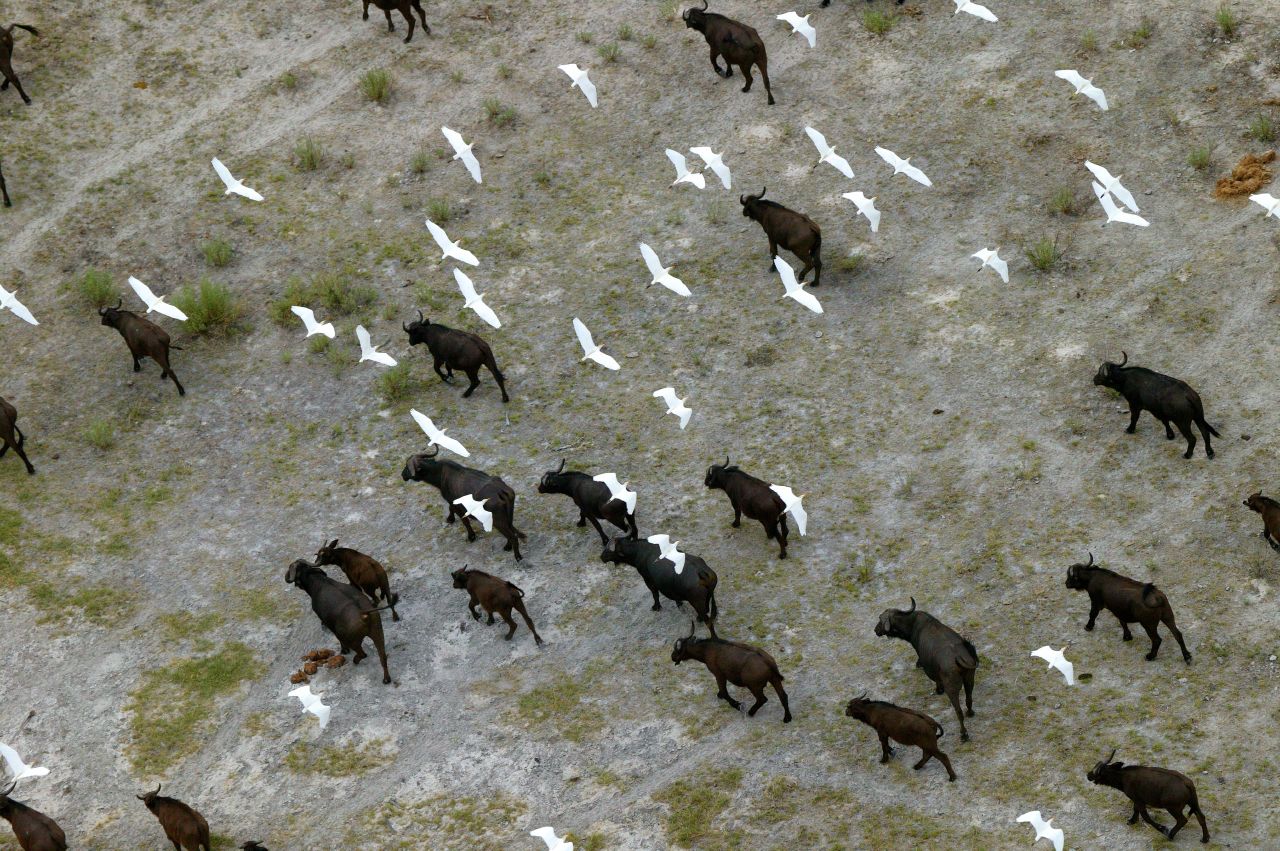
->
1105 748 1117 764
1118 351 1128 367
556 458 566 474
699 0 708 8
425 446 440 458
906 597 916 614
1 780 15 797
1085 551 1094 567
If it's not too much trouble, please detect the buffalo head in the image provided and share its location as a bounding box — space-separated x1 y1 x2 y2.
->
704 456 733 488
450 565 472 589
844 692 872 721
98 298 125 328
1065 552 1095 590
683 0 709 30
403 310 430 346
136 783 162 807
537 459 568 494
1087 748 1121 784
874 597 917 638
1244 492 1268 513
401 446 441 482
1092 351 1128 388
285 559 322 586
739 187 766 220
670 620 698 664
0 781 16 812
315 539 340 564
600 535 627 565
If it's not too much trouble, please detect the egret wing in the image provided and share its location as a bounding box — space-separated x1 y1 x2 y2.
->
441 126 467 153
639 242 665 278
128 276 158 307
211 157 235 189
453 268 480 302
804 126 827 153
572 317 596 354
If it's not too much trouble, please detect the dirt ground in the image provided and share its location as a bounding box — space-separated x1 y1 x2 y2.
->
2 0 1279 848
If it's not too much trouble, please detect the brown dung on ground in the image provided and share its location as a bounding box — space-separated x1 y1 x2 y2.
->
1215 150 1275 198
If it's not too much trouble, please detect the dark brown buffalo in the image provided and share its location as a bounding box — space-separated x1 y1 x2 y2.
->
99 300 185 396
671 621 791 722
1092 351 1218 459
404 311 509 402
600 535 718 636
704 457 788 558
682 1 774 105
1 159 11 206
1243 492 1280 553
451 566 544 645
287 559 392 683
137 785 210 851
1066 552 1191 663
401 448 526 561
0 396 35 475
875 598 978 740
0 782 66 851
538 460 637 544
1087 750 1209 843
844 694 956 781
361 0 429 43
740 188 823 287
315 539 400 621
0 24 38 105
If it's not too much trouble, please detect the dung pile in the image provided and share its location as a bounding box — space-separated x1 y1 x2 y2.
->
1214 150 1275 197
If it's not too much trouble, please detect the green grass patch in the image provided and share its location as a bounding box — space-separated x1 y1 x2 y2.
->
173 278 245 336
294 137 325 171
75 268 118 307
1215 5 1237 37
1118 20 1153 49
1048 186 1076 215
653 767 744 848
1079 30 1098 52
279 71 298 90
84 420 116 450
269 270 378 326
350 794 527 850
359 68 392 103
376 362 419 404
285 737 395 777
1248 114 1275 143
836 253 865 275
642 34 658 50
597 42 620 63
576 31 593 44
1025 236 1062 272
510 665 606 743
410 148 432 174
126 642 264 774
863 10 895 35
1188 146 1211 170
157 611 225 642
425 197 451 223
200 237 233 268
483 98 517 128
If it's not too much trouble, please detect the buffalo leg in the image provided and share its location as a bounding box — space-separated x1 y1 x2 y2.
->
877 733 894 763
755 58 775 105
714 673 742 711
170 840 182 851
433 359 454 383
586 514 609 546
10 436 34 475
1141 621 1162 661
351 641 367 664
930 747 957 781
731 505 742 527
810 250 822 287
5 75 30 106
383 8 395 31
1174 419 1196 459
1128 801 1141 825
487 611 496 624
1125 404 1141 433
0 162 10 206
912 750 933 771
163 365 185 396
514 598 544 644
709 47 728 78
1165 807 1188 840
412 0 430 33
1162 419 1176 439
797 254 815 285
1084 600 1102 631
362 0 371 20
132 356 142 372
499 607 518 639
461 368 481 397
1196 419 1215 458
739 61 754 94
1191 804 1209 842
745 683 769 717
962 669 975 717
576 511 587 527
400 6 416 43
467 592 481 621
1136 804 1168 838
460 514 477 542
943 681 968 741
1119 619 1134 641
766 238 778 271
1264 529 1280 551
367 628 392 684
777 513 789 559
1163 615 1192 663
645 579 662 611
772 678 791 722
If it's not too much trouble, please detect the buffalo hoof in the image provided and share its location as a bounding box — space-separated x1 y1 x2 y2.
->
363 11 370 19
470 611 480 621
467 534 477 543
778 551 788 560
960 732 970 742
651 604 662 611
1084 622 1095 631
1183 653 1193 664
1128 816 1140 825
767 96 776 106
502 542 512 551
1206 448 1215 459
383 674 391 684
1123 634 1133 641
732 520 741 528
782 713 792 723
880 756 891 764
1125 426 1136 434
403 34 412 44
446 514 456 524
1183 451 1194 460
1145 652 1157 661
966 709 975 717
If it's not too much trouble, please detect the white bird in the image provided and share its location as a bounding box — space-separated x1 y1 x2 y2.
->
652 387 692 430
210 157 264 201
769 484 808 535
953 0 998 22
1030 645 1075 685
441 126 482 183
0 285 38 326
0 743 49 782
355 325 397 367
774 256 823 315
1249 192 1280 218
971 248 1009 283
1055 70 1108 111
841 191 880 232
557 63 597 108
425 219 480 267
593 473 637 514
127 276 188 321
453 494 494 531
1016 811 1064 851
776 11 816 48
410 409 470 458
639 242 691 297
530 827 573 851
689 146 732 189
804 127 854 179
875 147 932 186
287 685 331 730
647 534 687 574
290 306 336 339
453 268 502 329
572 317 620 371
665 149 706 189
1085 161 1139 212
1092 182 1150 227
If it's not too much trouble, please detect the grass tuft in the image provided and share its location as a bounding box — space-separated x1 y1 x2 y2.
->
294 137 325 171
1188 146 1211 171
653 768 744 848
597 42 621 63
376 363 419 404
1215 5 1237 37
270 271 378 326
286 738 395 777
1247 114 1275 143
84 420 116 451
1049 186 1076 215
1025 236 1063 272
618 24 634 41
426 198 452 223
173 279 245 336
75 268 117 307
359 68 392 103
200 237 233 268
483 98 517 128
863 10 895 36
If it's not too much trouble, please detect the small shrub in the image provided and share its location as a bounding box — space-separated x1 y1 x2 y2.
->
339 152 355 169
84 420 116 451
410 148 432 174
1025 237 1063 272
172 279 244 336
200 238 233 268
618 24 634 41
1215 5 1237 37
279 71 298 90
1049 186 1076 215
328 344 356 377
1188 146 1211 171
308 335 331 355
863 10 894 35
658 1 678 22
294 137 325 171
271 271 378 326
425 198 451 223
76 268 117 307
1248 114 1275 143
533 170 552 188
1080 30 1098 52
642 34 658 50
576 31 593 44
484 98 517 128
837 253 865 275
360 68 392 103
1119 20 1153 49
376 363 417 404
449 69 464 84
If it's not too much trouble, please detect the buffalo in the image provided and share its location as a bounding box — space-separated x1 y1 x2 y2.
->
404 311 509 403
402 448 526 561
671 621 791 722
844 694 955 782
874 598 978 740
361 0 429 43
1242 492 1280 553
1 23 38 105
1087 750 1209 843
600 535 718 636
1066 552 1191 663
137 785 210 851
99 299 185 396
704 457 789 558
682 1 774 105
451 566 544 645
0 396 35 475
315 539 401 621
1092 352 1218 459
740 188 822 287
1 159 10 207
286 559 392 683
0 782 66 851
538 460 637 545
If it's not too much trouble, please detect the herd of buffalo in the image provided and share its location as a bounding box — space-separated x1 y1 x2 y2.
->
0 0 1265 848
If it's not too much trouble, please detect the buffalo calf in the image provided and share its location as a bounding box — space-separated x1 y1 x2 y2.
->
99 300 185 396
1066 552 1191 663
1092 352 1218 459
137 785 210 851
671 621 791 722
845 694 955 781
315 539 400 621
1243 492 1280 553
1087 750 1209 843
0 24 38 105
0 782 66 851
361 0 429 43
0 396 35 475
451 566 544 645
683 1 774 105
